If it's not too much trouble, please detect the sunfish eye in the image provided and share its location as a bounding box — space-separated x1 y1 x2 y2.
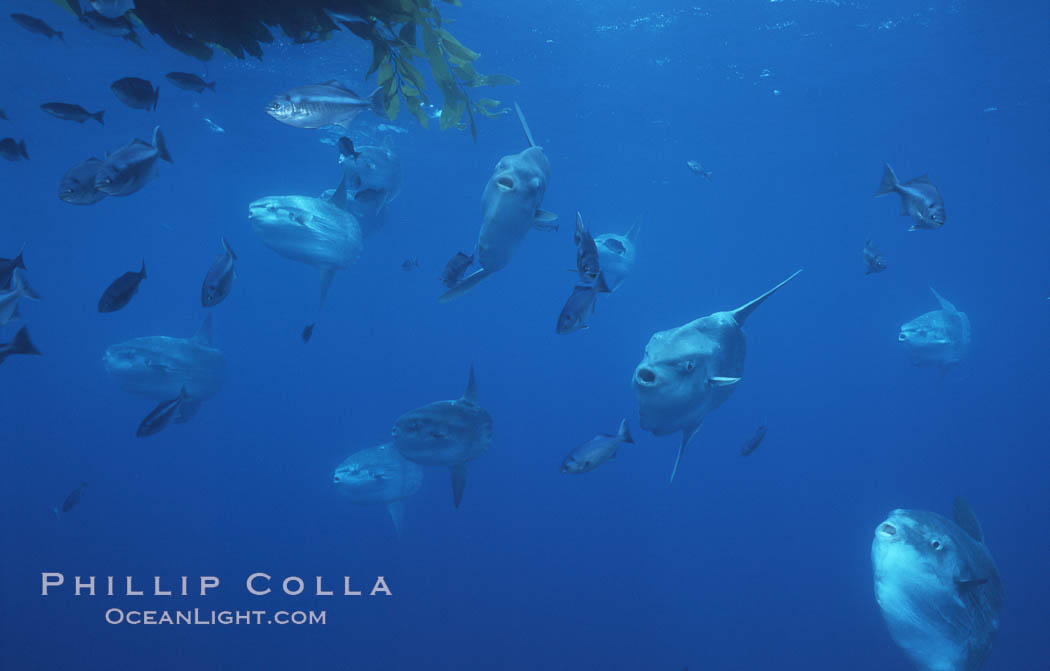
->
930 539 942 550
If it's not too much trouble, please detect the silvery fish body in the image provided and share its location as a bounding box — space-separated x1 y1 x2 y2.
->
248 194 362 305
95 126 172 196
632 270 801 481
872 499 1003 671
201 237 236 307
59 158 107 205
875 163 945 231
556 283 599 334
0 268 40 326
391 366 492 507
266 82 378 130
594 221 640 293
103 315 224 421
899 288 971 370
561 420 633 474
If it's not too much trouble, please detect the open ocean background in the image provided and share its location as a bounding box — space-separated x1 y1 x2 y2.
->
1 1 1048 669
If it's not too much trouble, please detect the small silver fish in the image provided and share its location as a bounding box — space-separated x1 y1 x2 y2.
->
266 81 381 130
136 386 187 437
686 160 712 181
862 239 887 275
59 158 106 205
95 126 172 197
561 419 633 474
874 164 945 231
556 283 599 334
739 422 767 456
574 212 603 286
201 237 236 307
98 260 147 313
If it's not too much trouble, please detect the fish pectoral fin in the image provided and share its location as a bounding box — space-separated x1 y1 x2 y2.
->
175 399 203 423
449 464 468 508
709 376 741 387
954 577 988 591
534 208 558 223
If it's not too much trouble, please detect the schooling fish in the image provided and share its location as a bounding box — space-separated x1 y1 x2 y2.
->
0 268 41 327
95 126 172 197
686 160 712 181
862 239 887 275
0 138 29 161
874 163 945 231
201 237 236 307
110 77 159 111
98 260 146 313
302 323 316 343
53 482 88 518
0 325 41 366
59 158 107 205
79 10 143 47
561 419 633 474
0 245 26 289
556 283 599 334
11 13 63 41
739 422 767 456
401 258 419 271
266 81 382 130
165 72 215 93
41 103 104 125
136 386 188 437
574 212 603 286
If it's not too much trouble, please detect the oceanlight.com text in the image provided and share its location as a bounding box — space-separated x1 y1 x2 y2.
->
104 608 326 625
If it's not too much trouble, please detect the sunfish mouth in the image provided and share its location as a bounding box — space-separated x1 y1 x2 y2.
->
496 176 514 191
878 522 898 538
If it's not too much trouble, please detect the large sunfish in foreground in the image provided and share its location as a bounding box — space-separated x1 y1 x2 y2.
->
439 104 556 302
632 270 802 481
872 497 1003 671
899 288 971 372
391 366 493 507
333 442 423 538
103 314 225 423
248 177 363 306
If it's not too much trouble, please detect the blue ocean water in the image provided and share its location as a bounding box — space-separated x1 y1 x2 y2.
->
1 1 1048 669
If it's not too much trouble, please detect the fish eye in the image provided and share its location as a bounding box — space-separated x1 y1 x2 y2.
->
682 360 696 373
930 539 942 550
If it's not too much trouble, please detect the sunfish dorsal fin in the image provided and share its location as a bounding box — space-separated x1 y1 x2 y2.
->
462 364 477 402
193 314 213 345
670 421 702 483
730 269 803 326
929 287 958 313
625 218 641 243
953 496 984 543
450 463 468 508
329 174 350 210
514 102 536 148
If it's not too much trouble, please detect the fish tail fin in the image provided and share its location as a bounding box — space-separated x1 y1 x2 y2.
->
152 126 172 163
874 163 898 196
438 268 493 303
56 30 64 44
368 86 385 115
93 110 105 126
10 326 41 357
12 268 41 301
221 236 236 260
153 86 160 111
140 259 147 279
618 419 634 444
19 139 28 160
13 245 26 270
207 81 216 93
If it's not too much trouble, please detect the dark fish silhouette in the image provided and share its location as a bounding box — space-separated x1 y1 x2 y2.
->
874 163 945 231
561 419 633 474
0 245 26 289
338 136 359 162
302 323 315 343
0 109 7 120
574 211 604 286
165 72 216 93
98 260 146 313
79 10 143 47
41 103 104 125
201 237 236 307
95 126 172 196
136 386 187 437
440 252 473 289
110 77 159 111
0 138 29 161
59 158 107 205
11 13 63 41
53 482 88 518
863 239 887 275
556 283 599 334
0 325 41 366
401 258 419 271
686 160 712 181
739 422 767 456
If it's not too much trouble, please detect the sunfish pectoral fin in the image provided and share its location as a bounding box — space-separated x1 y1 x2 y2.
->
534 208 558 223
729 269 803 326
953 496 984 543
438 267 493 303
174 398 202 424
670 421 703 483
462 364 478 402
954 577 988 591
709 376 741 387
319 267 338 307
193 314 214 345
450 463 468 508
386 501 405 540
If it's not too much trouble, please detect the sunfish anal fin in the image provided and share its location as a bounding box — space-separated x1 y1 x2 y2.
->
670 421 703 483
450 463 468 508
387 501 405 539
438 267 493 303
319 267 338 307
